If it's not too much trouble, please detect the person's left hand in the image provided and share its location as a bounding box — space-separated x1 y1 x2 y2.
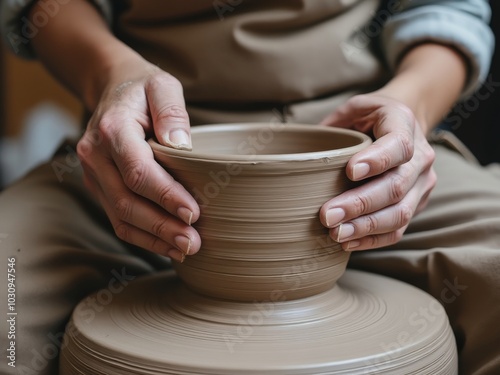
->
319 93 437 251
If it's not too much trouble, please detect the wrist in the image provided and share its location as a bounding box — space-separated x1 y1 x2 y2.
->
82 44 147 111
374 72 430 133
375 43 467 132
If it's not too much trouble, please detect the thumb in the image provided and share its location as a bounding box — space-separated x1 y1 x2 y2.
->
146 75 192 150
319 104 355 129
320 94 378 129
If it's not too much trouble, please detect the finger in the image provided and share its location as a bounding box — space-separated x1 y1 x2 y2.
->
102 122 200 226
345 112 415 181
90 160 201 260
92 157 201 255
320 95 416 181
329 203 412 244
329 166 435 250
82 170 179 254
145 74 192 150
320 163 419 228
341 227 408 251
414 165 436 215
320 95 380 128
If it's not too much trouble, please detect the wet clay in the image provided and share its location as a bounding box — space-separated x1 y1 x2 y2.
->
59 124 458 374
151 124 371 301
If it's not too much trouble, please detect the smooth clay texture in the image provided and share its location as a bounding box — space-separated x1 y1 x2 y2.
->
149 123 372 301
59 123 458 374
59 270 458 374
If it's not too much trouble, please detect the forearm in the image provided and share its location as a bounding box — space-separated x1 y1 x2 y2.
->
376 43 468 133
29 0 142 111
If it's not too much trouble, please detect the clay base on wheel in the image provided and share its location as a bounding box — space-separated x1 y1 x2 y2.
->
59 270 457 374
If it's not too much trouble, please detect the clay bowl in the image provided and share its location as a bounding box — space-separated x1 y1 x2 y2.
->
150 123 371 301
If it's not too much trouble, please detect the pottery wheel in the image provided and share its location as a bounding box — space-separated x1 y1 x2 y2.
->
59 269 457 374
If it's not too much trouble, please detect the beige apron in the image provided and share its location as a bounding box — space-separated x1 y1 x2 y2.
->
115 0 388 123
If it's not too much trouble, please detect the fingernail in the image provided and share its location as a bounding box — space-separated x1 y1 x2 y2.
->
326 208 345 227
345 240 361 251
174 235 192 255
167 248 186 263
177 207 193 226
353 162 370 180
336 223 355 242
164 129 192 150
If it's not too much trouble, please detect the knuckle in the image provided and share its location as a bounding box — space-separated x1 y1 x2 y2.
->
397 132 414 162
96 116 117 141
423 144 436 168
114 197 132 220
398 204 413 227
114 221 130 242
364 235 379 249
352 194 371 216
158 184 176 208
149 72 182 90
389 175 407 203
122 160 148 192
97 115 114 131
76 138 92 161
363 215 378 234
151 219 171 239
155 104 189 124
77 127 104 160
373 145 393 171
378 149 393 171
363 224 407 250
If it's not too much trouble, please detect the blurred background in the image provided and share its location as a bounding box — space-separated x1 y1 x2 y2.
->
0 2 499 189
0 40 81 188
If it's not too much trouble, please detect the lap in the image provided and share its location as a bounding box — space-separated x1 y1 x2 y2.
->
2 140 498 374
349 144 500 375
0 145 170 375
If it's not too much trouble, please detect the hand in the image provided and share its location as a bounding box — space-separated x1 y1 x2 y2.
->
319 93 436 251
77 58 201 262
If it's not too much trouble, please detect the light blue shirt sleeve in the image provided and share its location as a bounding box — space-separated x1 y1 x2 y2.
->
381 0 495 99
0 0 113 58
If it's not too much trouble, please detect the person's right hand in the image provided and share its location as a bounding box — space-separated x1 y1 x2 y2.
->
76 57 202 262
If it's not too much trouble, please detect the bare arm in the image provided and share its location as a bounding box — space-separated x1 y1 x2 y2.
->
379 43 467 131
29 0 201 261
30 0 130 110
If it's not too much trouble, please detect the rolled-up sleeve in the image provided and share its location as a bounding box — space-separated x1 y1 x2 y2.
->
381 0 495 99
0 0 113 58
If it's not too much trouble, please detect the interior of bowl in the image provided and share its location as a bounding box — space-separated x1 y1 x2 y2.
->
157 123 371 162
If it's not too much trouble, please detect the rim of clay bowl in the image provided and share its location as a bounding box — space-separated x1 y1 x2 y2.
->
149 123 372 162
